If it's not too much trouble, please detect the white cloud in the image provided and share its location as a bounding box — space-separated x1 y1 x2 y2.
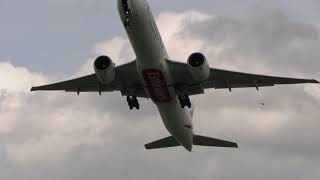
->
6 109 110 167
215 108 291 135
78 37 135 76
0 62 47 93
304 84 320 100
0 62 113 166
0 62 47 134
157 11 212 61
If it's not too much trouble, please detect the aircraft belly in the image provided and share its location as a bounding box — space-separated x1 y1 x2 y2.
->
141 66 190 146
157 97 194 149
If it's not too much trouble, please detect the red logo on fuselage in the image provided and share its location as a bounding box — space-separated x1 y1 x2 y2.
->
142 69 172 103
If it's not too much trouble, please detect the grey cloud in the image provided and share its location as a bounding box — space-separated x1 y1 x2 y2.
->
182 5 320 76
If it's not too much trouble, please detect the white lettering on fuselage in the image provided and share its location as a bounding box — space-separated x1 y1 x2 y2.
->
148 72 166 101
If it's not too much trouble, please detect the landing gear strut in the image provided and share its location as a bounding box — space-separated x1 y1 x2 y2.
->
124 18 131 27
122 0 131 27
179 95 191 108
127 96 139 110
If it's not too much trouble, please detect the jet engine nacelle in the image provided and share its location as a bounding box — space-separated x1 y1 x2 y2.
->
187 52 210 81
94 55 116 84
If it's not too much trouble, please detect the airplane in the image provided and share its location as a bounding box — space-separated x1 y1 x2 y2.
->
31 0 319 151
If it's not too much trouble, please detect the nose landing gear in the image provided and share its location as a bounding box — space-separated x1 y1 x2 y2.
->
127 96 139 110
179 95 191 108
122 0 131 27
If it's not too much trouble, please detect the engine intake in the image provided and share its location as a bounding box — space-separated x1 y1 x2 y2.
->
95 56 111 71
94 56 115 84
188 53 205 68
187 52 210 81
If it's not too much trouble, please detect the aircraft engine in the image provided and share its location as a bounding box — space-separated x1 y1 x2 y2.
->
187 52 210 81
94 55 116 84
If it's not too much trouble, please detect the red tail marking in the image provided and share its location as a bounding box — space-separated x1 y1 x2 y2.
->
184 125 193 129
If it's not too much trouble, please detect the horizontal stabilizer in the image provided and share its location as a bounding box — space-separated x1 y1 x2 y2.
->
145 135 238 150
145 136 180 150
193 135 238 148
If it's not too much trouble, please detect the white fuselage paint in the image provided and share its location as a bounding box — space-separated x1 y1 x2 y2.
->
118 0 193 151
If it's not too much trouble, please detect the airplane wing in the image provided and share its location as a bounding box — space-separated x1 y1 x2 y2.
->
31 61 147 97
168 60 319 95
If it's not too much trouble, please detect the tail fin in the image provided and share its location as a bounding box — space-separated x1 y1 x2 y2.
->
193 135 238 148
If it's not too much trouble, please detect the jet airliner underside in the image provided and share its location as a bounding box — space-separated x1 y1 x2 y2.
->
31 0 319 151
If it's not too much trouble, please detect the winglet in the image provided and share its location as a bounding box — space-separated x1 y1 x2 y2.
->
30 85 50 91
312 79 320 83
30 86 41 91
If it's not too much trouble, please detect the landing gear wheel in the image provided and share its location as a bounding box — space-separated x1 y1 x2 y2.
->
127 96 140 110
179 95 191 108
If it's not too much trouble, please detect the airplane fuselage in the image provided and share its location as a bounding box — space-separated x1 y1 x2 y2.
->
118 0 193 151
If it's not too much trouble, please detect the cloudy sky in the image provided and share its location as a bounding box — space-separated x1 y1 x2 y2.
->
1 0 320 179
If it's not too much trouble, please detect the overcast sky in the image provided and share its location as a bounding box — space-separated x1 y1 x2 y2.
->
1 0 320 180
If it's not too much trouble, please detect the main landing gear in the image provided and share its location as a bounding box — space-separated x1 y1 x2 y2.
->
179 95 191 108
127 96 139 110
122 0 131 27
